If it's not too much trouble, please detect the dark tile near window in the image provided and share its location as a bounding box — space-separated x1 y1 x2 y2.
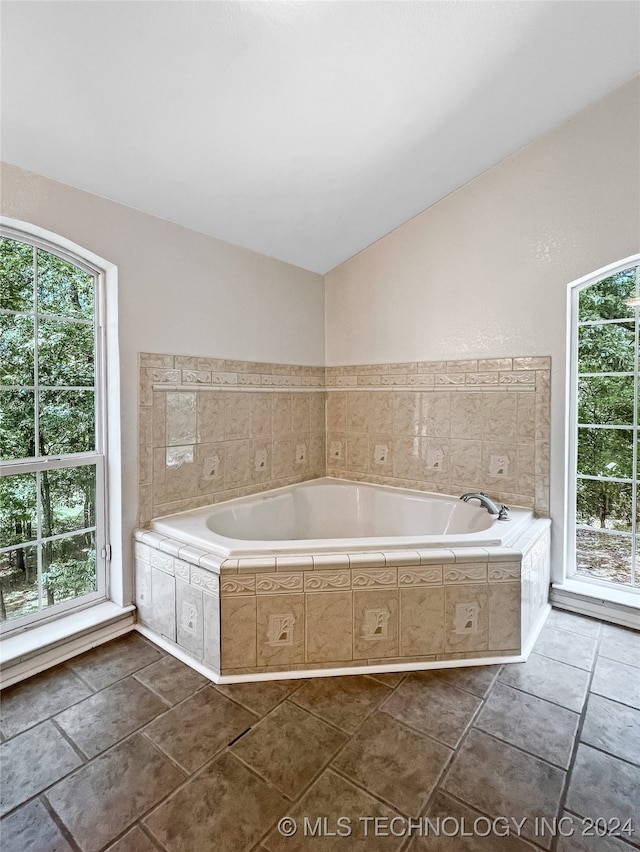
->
442 729 566 850
533 624 597 671
581 694 640 765
0 664 92 739
381 673 481 747
427 665 501 697
144 751 287 852
590 657 640 710
262 768 404 852
68 633 163 690
407 791 539 851
0 797 74 852
0 720 83 816
333 711 452 816
547 610 601 638
290 675 391 733
565 745 640 830
55 676 168 758
556 811 637 852
231 700 346 799
498 653 590 712
215 678 306 717
135 654 208 705
143 685 256 773
475 682 579 768
105 825 162 852
599 624 640 669
46 733 185 852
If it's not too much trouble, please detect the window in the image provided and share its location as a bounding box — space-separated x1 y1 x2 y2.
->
568 261 639 591
0 232 108 632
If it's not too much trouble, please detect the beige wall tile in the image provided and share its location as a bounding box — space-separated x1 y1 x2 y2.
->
393 392 420 435
221 595 257 669
421 392 451 438
256 593 305 665
291 393 311 432
346 433 369 472
488 583 521 651
224 440 251 489
368 392 394 432
482 392 517 441
166 392 197 446
347 392 369 431
353 589 398 660
450 392 483 440
196 393 225 443
306 591 353 663
272 393 292 435
250 393 272 438
399 587 444 656
449 439 482 485
517 393 536 443
224 392 251 440
444 584 489 654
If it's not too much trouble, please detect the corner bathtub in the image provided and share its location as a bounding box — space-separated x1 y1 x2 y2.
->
134 478 552 682
150 478 534 558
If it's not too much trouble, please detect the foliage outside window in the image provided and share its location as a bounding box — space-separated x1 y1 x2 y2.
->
0 235 106 629
573 265 639 588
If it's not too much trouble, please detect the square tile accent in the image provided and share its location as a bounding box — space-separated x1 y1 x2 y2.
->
46 734 185 852
442 729 566 849
230 700 346 798
333 711 452 815
290 675 392 733
144 752 288 852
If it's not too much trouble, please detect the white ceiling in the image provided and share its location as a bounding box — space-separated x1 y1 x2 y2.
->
2 1 639 274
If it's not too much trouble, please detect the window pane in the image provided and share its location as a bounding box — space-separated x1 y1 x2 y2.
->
576 479 633 532
577 427 634 479
40 466 96 538
0 473 37 548
0 545 39 622
0 390 35 460
0 238 33 312
37 250 94 320
39 390 95 455
38 318 94 387
42 532 96 609
577 376 635 426
578 269 636 322
575 529 632 586
0 314 34 386
578 322 636 373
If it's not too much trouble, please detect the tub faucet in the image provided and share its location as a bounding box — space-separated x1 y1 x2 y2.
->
460 492 510 520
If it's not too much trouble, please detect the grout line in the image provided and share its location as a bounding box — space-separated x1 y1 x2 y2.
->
39 793 83 852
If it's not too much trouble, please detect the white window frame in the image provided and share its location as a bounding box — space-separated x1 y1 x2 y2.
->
0 219 122 636
565 252 640 597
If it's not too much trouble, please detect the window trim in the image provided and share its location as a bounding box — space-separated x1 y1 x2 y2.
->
0 218 123 634
565 252 640 596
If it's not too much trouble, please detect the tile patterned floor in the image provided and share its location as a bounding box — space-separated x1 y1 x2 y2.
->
1 610 638 852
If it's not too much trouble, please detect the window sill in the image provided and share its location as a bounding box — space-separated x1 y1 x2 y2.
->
0 601 136 688
551 578 640 630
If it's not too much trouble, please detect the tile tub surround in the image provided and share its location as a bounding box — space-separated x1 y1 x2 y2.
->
138 354 326 525
325 356 551 515
133 519 550 681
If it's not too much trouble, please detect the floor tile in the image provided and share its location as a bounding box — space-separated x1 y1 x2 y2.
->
428 665 501 697
144 751 287 852
368 672 406 687
46 733 185 852
581 694 640 766
590 657 640 710
442 729 566 850
381 673 481 747
262 768 404 851
557 811 637 852
599 624 640 669
55 676 168 758
134 655 208 705
0 664 92 739
143 686 256 773
290 675 392 733
474 682 579 768
565 745 640 832
498 653 590 712
215 678 306 716
68 634 163 690
0 720 83 816
106 825 162 851
0 797 75 852
407 791 538 851
546 610 602 638
333 711 452 815
533 624 597 671
231 700 346 799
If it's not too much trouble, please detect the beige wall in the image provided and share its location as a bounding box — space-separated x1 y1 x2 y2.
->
325 77 640 580
1 164 325 602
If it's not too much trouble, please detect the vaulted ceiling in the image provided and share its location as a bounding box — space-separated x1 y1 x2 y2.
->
2 1 638 273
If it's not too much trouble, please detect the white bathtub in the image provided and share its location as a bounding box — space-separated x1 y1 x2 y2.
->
150 478 533 558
